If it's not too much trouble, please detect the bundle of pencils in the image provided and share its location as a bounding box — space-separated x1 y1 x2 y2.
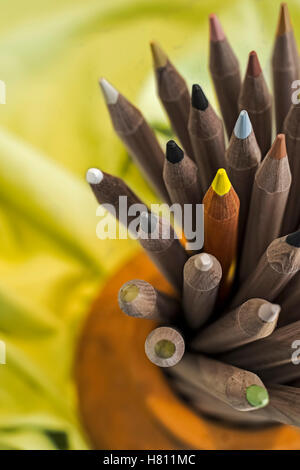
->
87 3 300 428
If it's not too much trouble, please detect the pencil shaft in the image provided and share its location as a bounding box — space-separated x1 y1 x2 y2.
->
138 216 188 292
172 353 267 411
170 376 270 426
163 153 202 214
118 279 180 321
239 69 272 156
189 105 226 194
183 254 222 329
106 93 170 202
276 271 300 327
203 181 240 293
192 299 279 354
258 385 300 427
88 170 147 230
154 59 195 160
226 127 261 250
258 363 300 384
281 105 300 234
239 141 291 283
222 320 300 371
272 31 300 132
209 37 241 137
232 235 300 309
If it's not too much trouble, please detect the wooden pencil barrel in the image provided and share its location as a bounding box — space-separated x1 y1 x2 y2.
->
75 252 300 450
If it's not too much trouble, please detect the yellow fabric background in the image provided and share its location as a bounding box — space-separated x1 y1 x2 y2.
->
0 0 299 449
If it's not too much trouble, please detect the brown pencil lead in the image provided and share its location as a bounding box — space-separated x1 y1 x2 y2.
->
150 41 168 68
209 14 225 42
246 51 262 78
269 134 287 160
276 3 292 36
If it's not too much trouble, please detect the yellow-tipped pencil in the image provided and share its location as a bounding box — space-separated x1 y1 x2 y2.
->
203 168 240 295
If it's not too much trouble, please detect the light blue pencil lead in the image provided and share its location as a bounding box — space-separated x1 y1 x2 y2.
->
234 110 252 139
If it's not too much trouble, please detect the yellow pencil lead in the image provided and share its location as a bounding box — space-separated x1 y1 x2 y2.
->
211 168 231 196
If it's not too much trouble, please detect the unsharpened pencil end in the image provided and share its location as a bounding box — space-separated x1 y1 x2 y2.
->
209 13 225 42
99 78 119 105
269 134 287 160
195 253 213 271
286 230 300 248
119 283 139 303
145 327 185 368
166 140 184 163
246 51 262 77
150 41 168 68
234 110 252 139
191 84 208 111
258 303 281 323
211 168 231 196
86 168 103 185
277 3 292 36
246 385 269 409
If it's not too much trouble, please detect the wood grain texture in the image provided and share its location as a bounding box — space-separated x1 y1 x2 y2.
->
239 52 272 156
153 55 195 160
75 252 300 449
203 180 240 294
192 299 279 354
209 20 241 137
106 93 170 202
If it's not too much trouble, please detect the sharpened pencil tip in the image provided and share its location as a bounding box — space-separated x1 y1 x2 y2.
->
166 140 184 163
234 110 252 139
191 84 208 111
195 253 213 271
99 78 119 105
86 168 103 184
286 230 300 248
209 13 225 41
258 303 281 323
268 134 287 160
277 3 292 36
246 385 269 408
150 41 168 68
211 168 231 196
246 51 262 77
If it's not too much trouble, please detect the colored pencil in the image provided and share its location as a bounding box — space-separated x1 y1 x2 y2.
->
226 110 261 249
188 84 226 194
138 212 188 293
281 102 300 234
86 167 147 231
172 354 269 411
191 299 280 354
272 3 300 132
232 231 300 309
203 168 240 293
222 319 300 375
183 253 222 329
150 41 195 160
238 51 272 156
163 140 202 230
118 279 180 321
239 134 291 283
276 271 300 327
145 326 185 367
209 14 241 137
170 378 270 425
100 78 170 202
